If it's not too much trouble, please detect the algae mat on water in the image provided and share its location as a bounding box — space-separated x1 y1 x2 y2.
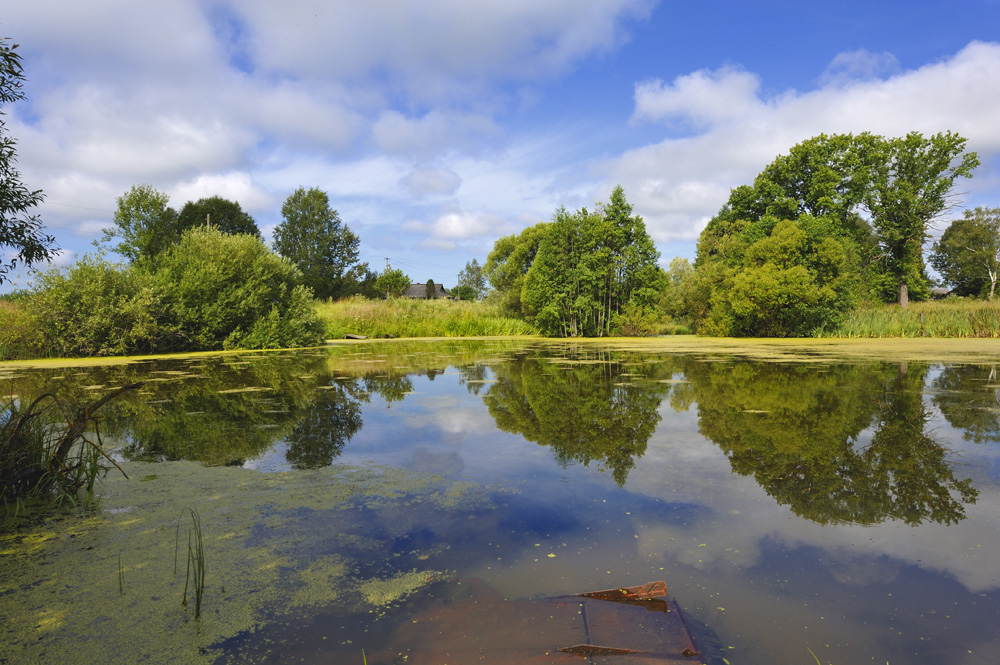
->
0 460 495 664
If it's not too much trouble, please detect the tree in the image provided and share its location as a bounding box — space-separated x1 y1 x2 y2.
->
274 187 363 300
175 196 260 238
858 131 979 307
485 222 550 316
457 258 487 300
931 206 1000 298
424 279 436 299
102 184 178 263
521 187 661 337
1 37 55 283
374 268 410 298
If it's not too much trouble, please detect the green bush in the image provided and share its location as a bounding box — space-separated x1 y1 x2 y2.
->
29 255 168 357
0 299 45 360
153 227 326 350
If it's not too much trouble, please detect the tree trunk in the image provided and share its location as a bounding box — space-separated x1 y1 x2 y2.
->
898 281 909 309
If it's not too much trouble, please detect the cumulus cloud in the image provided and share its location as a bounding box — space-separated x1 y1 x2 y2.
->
404 203 513 242
171 172 272 213
632 66 763 129
609 41 1000 244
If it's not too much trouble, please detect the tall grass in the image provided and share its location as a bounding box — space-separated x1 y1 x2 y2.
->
316 296 537 339
1 384 140 515
820 299 1000 338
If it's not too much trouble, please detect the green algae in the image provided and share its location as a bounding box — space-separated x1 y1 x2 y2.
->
0 459 493 665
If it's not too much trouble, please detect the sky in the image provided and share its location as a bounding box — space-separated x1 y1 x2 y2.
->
3 0 1000 291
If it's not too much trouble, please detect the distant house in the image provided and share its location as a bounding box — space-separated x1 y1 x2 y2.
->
404 283 451 299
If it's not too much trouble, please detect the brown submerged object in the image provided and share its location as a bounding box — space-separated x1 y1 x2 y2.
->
378 579 704 664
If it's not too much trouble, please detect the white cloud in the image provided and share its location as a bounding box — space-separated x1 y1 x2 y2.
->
171 172 272 213
632 66 763 128
401 167 463 198
818 49 901 86
372 110 498 156
610 41 1000 244
233 0 655 101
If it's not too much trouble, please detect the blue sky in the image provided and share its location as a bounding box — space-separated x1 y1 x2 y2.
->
3 0 999 290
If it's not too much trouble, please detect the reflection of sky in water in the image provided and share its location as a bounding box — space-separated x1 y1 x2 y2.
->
244 360 1000 663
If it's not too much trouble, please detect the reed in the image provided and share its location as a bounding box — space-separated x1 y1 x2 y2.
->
819 299 1000 338
176 507 206 618
1 385 138 514
315 296 537 339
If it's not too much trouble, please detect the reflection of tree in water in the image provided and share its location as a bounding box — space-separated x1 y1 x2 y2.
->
933 364 1000 444
686 359 977 525
364 374 414 407
480 348 671 485
111 352 330 466
285 380 367 469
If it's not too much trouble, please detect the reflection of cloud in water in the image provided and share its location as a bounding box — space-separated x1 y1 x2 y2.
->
408 448 464 476
626 426 1000 594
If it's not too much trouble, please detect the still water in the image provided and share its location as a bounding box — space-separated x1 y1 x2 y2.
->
1 339 999 664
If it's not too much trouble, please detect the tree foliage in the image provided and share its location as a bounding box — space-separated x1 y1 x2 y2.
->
103 184 178 263
692 131 978 334
1 36 55 283
175 196 260 238
484 222 549 316
424 279 437 299
274 187 363 300
858 131 979 306
457 258 487 300
520 186 661 337
931 206 1000 298
374 268 410 298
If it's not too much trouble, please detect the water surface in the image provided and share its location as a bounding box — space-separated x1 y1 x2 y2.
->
2 339 999 664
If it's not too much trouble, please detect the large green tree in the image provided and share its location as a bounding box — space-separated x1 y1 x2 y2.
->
858 131 979 307
521 186 661 337
103 184 178 263
930 206 1000 298
273 187 363 300
175 196 260 238
1 37 55 283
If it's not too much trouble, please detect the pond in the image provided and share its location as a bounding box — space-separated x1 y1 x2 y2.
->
1 338 999 664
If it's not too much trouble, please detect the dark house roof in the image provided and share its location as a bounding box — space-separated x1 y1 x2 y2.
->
404 283 451 299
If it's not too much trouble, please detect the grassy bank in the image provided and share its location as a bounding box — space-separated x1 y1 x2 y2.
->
821 299 1000 338
316 296 538 339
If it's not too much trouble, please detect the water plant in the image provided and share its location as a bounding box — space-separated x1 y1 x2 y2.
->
175 507 206 618
1 383 140 512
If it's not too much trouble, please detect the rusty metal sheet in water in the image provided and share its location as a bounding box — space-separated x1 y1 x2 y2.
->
377 579 704 664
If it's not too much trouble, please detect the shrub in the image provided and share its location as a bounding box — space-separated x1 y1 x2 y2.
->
0 299 45 360
29 255 168 357
154 227 326 350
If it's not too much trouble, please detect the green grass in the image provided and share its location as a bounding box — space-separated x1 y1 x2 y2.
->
1 386 138 518
820 298 1000 338
315 296 538 338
